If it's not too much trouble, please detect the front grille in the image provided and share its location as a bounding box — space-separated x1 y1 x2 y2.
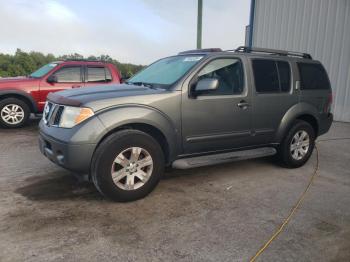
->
53 106 64 126
43 102 65 126
43 102 53 124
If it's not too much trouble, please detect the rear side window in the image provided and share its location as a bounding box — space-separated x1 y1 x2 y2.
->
87 67 112 83
277 61 291 92
252 60 291 93
298 63 330 90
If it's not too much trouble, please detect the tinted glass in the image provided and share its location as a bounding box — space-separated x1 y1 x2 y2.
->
298 63 330 90
106 68 112 81
128 55 203 86
197 58 244 95
87 67 106 82
30 63 58 78
253 60 279 92
53 66 81 83
277 61 291 92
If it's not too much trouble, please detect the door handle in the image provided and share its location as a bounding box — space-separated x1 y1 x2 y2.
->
237 100 249 109
72 85 81 88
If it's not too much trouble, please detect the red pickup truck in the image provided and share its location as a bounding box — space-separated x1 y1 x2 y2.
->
0 60 121 128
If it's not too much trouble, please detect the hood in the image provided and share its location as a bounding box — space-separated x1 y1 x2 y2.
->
0 76 32 82
47 84 167 108
0 76 39 88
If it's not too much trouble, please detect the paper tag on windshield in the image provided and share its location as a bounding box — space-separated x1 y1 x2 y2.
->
183 56 203 62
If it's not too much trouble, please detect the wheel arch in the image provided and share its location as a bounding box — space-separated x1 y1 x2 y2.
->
94 105 180 165
0 90 38 113
275 103 320 143
97 123 170 163
295 114 318 136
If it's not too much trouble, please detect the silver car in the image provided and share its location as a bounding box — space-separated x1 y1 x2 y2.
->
39 47 333 202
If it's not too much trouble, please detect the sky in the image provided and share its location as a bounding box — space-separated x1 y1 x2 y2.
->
0 0 250 65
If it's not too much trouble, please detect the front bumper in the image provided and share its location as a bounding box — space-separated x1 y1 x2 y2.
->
318 112 333 136
39 132 96 174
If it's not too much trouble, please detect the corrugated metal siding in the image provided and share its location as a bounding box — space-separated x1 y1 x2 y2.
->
252 0 350 122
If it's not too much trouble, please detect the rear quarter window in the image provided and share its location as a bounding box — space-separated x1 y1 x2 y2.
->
298 63 330 90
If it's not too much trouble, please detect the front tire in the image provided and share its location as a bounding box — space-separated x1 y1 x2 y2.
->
0 98 30 128
91 130 165 202
278 120 315 168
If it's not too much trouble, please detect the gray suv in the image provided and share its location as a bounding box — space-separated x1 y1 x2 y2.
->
39 46 333 202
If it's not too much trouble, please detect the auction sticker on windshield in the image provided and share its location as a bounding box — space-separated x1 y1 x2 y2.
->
183 56 203 62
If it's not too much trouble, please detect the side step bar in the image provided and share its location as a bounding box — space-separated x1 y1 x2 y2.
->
172 147 277 169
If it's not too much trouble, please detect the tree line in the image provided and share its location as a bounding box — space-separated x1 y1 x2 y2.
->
0 49 144 78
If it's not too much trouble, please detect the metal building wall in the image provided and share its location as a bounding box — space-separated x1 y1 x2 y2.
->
252 0 350 122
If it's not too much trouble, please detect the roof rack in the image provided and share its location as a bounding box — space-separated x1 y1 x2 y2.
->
178 48 222 55
234 46 312 59
63 59 107 62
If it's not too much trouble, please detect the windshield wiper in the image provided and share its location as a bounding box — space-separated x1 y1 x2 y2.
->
126 81 156 89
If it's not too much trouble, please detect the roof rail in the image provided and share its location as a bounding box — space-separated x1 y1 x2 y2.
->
234 46 312 59
63 59 108 62
178 48 222 55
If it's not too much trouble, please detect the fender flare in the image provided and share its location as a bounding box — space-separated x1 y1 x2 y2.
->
274 102 320 143
0 89 38 112
94 104 181 161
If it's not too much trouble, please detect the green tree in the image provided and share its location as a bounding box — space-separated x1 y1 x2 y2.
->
0 49 144 78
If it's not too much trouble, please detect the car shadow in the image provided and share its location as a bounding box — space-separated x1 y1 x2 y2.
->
15 157 276 202
0 117 40 133
14 171 103 201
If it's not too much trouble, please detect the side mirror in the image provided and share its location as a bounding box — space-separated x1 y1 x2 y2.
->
47 75 58 83
195 78 219 93
121 74 131 83
121 77 129 83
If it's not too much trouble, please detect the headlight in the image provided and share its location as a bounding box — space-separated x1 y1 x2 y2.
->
59 106 94 128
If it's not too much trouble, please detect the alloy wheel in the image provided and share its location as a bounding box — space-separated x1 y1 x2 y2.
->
111 147 153 190
1 104 25 125
290 130 310 160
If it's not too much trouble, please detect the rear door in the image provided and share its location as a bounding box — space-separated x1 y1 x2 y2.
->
39 65 83 109
250 58 297 144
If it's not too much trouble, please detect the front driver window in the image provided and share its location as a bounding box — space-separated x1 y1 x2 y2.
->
52 66 82 83
197 58 244 95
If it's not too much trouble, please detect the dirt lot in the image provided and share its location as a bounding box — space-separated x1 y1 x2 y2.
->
0 120 349 261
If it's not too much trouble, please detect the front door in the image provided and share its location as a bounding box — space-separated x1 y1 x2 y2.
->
39 65 83 110
182 57 253 154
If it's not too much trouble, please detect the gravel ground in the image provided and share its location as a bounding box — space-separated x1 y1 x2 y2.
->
0 120 349 262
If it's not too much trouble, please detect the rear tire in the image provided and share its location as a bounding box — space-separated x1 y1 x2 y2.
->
277 120 315 168
0 98 30 128
91 130 165 202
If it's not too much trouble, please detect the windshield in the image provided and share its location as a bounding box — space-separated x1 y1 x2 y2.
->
30 63 58 78
127 55 204 87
